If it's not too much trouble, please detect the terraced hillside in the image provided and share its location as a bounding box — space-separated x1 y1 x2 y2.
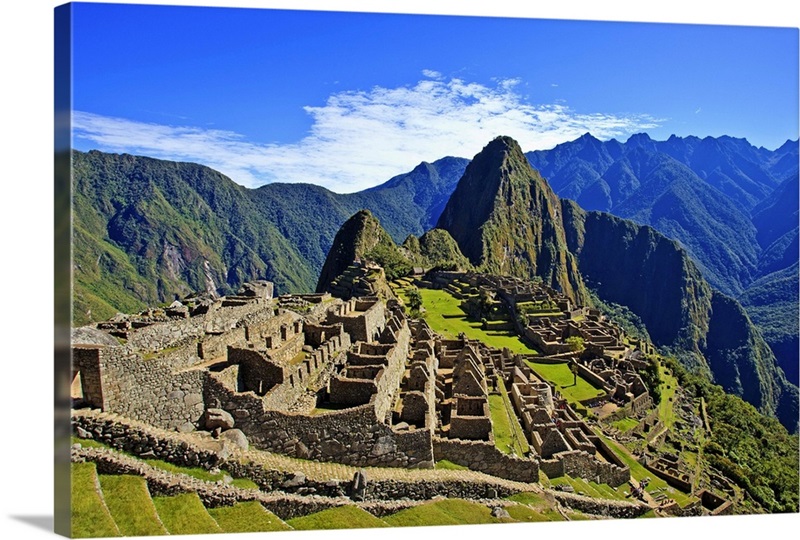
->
69 410 651 537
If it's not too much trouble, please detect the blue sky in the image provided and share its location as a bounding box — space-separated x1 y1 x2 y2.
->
69 2 799 192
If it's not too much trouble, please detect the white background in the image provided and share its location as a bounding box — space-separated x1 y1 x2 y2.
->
0 1 798 539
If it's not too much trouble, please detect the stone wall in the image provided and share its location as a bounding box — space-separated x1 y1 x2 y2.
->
228 348 284 394
72 441 534 520
72 409 228 469
575 363 610 390
549 491 650 518
303 323 344 348
204 373 433 468
329 373 381 405
72 445 353 520
641 457 692 492
81 345 207 431
328 298 386 343
627 391 653 416
372 318 410 421
73 346 106 409
449 398 492 441
73 409 644 520
432 437 538 482
399 392 429 425
540 449 629 487
123 300 269 354
590 434 628 469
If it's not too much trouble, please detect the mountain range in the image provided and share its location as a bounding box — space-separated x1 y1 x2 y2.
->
71 133 798 429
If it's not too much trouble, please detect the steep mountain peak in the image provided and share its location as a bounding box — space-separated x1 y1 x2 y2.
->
776 138 799 154
437 136 587 303
315 209 398 293
625 132 655 148
577 132 601 143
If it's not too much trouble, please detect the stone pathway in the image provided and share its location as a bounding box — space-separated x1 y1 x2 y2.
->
241 448 540 492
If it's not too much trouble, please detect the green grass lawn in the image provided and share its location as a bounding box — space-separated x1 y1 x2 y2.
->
548 475 627 500
383 499 510 527
152 493 223 535
71 463 120 538
97 474 167 536
612 417 640 433
505 492 564 521
524 360 605 403
489 378 530 455
504 503 563 522
419 288 602 406
434 459 469 470
207 501 292 532
287 505 389 530
419 288 538 353
657 362 679 429
71 436 107 449
230 477 260 489
142 457 252 489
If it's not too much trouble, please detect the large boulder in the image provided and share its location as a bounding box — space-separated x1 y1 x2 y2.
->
219 428 249 451
205 408 235 431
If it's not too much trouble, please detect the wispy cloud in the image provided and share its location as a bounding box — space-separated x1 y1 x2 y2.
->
421 69 443 79
73 75 661 193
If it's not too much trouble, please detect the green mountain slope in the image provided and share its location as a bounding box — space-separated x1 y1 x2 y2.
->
526 134 797 297
72 151 466 324
562 201 798 429
315 209 405 292
73 150 313 323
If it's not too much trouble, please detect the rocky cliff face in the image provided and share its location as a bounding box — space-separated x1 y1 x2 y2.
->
437 136 588 304
560 199 797 428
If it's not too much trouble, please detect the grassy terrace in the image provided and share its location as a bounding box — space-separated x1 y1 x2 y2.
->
591 429 695 507
612 417 640 433
72 436 259 489
152 493 223 535
418 288 537 353
657 360 679 429
489 378 530 456
384 499 514 526
287 505 389 530
207 501 291 532
545 474 629 501
71 462 120 538
98 475 167 536
524 360 605 403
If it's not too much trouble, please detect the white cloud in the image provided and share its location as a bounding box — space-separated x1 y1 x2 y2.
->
72 76 660 193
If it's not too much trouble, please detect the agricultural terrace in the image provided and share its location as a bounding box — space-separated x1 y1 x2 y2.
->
417 288 538 353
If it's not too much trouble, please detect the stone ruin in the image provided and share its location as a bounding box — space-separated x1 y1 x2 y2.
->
72 278 636 487
73 286 429 468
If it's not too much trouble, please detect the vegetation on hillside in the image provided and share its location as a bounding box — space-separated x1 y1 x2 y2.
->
663 356 799 513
